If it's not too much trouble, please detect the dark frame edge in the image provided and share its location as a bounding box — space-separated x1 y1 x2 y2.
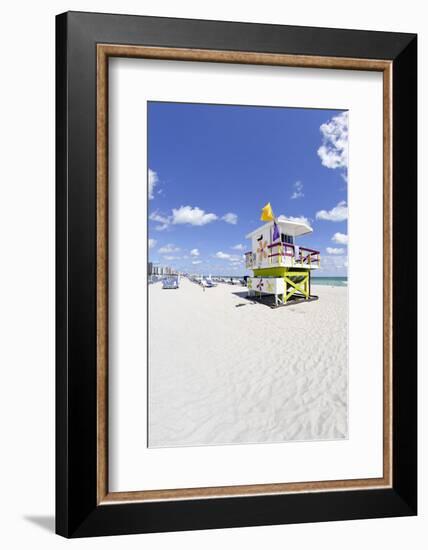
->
55 11 69 538
56 10 100 537
391 34 418 515
69 489 414 538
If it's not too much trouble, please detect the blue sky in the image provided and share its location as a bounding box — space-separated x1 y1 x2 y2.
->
148 102 348 276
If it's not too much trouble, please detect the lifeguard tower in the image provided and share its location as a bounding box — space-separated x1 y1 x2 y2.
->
245 210 320 307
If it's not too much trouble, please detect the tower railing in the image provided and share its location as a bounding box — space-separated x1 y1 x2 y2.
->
296 247 321 267
267 242 321 267
245 243 321 268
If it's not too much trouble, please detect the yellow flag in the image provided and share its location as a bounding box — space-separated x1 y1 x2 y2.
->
260 202 274 222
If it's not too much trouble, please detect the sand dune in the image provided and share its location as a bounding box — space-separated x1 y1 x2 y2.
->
148 278 348 448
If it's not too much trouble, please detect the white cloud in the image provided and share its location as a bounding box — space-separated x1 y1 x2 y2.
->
148 239 156 249
163 255 180 261
285 215 310 226
316 201 348 222
192 260 202 265
222 212 238 225
291 180 304 200
215 251 243 264
148 169 159 200
150 205 221 230
332 232 348 245
149 211 168 224
317 112 348 170
318 254 348 274
158 243 180 254
190 248 200 257
231 244 244 250
172 205 218 226
215 251 231 260
149 210 170 231
326 247 345 255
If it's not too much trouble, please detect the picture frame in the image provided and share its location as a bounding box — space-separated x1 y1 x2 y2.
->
56 11 417 538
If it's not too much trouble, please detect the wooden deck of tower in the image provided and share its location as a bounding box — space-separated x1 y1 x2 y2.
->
245 213 321 308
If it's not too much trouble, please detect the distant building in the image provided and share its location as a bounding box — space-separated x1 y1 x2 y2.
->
149 263 177 276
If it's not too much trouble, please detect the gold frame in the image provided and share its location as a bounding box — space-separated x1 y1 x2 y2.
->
96 44 392 505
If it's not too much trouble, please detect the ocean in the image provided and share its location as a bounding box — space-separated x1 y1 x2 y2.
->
189 275 348 287
311 276 348 287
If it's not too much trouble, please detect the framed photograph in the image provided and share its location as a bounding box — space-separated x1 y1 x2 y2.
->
56 11 417 537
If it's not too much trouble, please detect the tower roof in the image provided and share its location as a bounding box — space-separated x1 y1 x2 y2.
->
245 215 313 239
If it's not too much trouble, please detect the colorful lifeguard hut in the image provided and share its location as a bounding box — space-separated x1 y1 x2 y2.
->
245 204 321 307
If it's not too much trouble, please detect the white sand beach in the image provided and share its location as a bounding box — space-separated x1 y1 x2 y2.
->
148 278 348 448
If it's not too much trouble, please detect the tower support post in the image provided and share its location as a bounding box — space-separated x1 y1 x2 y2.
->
283 269 310 303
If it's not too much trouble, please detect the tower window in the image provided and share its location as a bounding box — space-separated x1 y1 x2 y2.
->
281 234 294 244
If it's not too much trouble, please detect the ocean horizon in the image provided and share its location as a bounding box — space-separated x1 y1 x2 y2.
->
187 274 348 287
151 274 348 288
311 276 347 287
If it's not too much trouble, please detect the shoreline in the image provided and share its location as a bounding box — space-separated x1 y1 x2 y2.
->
152 275 348 288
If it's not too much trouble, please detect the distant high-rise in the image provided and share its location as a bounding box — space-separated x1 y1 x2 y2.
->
148 263 177 276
